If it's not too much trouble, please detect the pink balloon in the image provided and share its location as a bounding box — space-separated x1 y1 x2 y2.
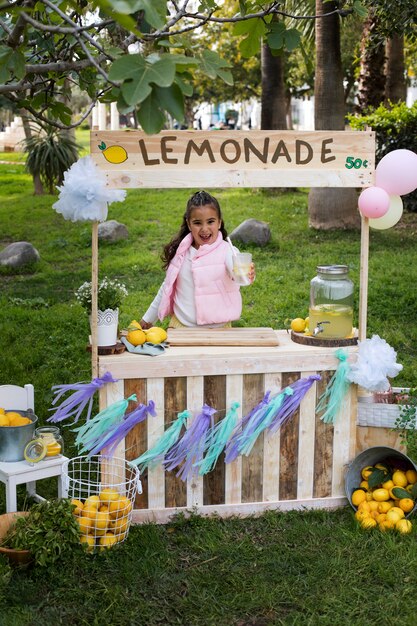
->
358 186 390 219
369 195 403 230
375 149 417 195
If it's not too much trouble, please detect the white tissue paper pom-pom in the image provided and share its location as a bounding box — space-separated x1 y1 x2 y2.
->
346 334 403 392
52 156 126 223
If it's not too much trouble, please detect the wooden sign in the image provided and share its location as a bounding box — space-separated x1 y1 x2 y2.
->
90 130 375 189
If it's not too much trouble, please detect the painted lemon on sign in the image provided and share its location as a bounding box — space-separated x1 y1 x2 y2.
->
98 142 128 164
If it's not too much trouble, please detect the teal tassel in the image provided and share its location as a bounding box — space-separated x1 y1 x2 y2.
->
197 402 240 475
131 409 191 471
73 394 136 453
316 349 351 424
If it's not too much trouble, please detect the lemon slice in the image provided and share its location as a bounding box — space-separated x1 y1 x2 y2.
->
24 438 47 464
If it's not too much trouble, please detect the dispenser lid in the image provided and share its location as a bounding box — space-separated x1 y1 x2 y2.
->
316 265 349 274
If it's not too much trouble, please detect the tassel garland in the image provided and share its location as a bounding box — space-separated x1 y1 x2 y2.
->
197 402 240 475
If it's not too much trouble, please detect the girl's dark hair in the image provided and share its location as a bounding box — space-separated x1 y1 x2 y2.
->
161 191 228 269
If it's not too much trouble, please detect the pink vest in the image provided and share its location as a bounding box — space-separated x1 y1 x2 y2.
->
158 232 242 325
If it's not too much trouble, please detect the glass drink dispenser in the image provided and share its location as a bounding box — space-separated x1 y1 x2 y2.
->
309 265 354 339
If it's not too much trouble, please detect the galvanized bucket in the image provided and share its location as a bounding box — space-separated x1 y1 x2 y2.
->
0 410 38 462
345 446 417 516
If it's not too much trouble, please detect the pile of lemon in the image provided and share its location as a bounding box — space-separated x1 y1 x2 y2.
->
0 407 32 427
126 320 167 346
351 463 417 534
71 487 133 551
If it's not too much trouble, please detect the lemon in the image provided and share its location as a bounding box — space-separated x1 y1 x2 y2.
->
379 519 395 532
9 415 31 426
396 519 413 534
0 414 10 426
358 500 371 512
355 510 370 522
290 318 306 333
81 504 100 520
84 495 101 509
0 407 5 414
110 515 129 535
406 469 417 484
109 497 131 519
360 517 377 529
46 441 61 456
144 327 167 344
372 488 390 502
382 480 394 490
128 320 142 330
399 498 415 513
368 500 379 512
377 501 393 514
126 328 147 346
392 470 408 487
99 143 128 164
386 509 403 525
78 517 93 534
71 498 84 516
361 466 374 480
80 535 95 552
99 532 118 549
390 506 405 518
99 487 120 503
94 510 110 531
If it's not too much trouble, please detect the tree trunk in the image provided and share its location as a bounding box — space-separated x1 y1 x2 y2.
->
20 108 44 195
385 34 406 104
261 44 287 130
308 0 359 230
357 12 386 112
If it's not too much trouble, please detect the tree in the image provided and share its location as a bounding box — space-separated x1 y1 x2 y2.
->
308 0 362 229
0 1 363 134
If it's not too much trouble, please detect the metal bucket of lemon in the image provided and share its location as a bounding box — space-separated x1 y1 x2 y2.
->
62 455 141 552
0 409 38 462
345 446 417 533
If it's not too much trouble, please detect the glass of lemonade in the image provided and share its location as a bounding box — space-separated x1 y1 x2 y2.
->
233 252 252 286
309 265 354 339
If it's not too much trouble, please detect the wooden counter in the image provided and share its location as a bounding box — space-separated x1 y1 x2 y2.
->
98 330 358 524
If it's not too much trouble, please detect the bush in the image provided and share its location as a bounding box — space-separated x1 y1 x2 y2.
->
348 102 417 211
23 125 80 195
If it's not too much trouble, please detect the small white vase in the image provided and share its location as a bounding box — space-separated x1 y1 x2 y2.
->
90 308 119 347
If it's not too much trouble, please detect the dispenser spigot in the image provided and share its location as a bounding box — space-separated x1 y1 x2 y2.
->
313 321 330 336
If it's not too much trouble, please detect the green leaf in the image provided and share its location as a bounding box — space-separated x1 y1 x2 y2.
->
411 483 417 500
108 54 146 81
353 0 368 18
199 50 233 86
368 468 388 489
174 74 193 97
392 486 412 500
154 83 184 122
284 29 301 52
137 92 166 134
110 55 176 106
237 19 267 58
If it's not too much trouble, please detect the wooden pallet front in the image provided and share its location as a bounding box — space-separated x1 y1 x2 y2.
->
100 367 356 524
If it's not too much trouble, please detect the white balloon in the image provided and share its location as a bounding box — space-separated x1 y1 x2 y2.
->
369 195 403 230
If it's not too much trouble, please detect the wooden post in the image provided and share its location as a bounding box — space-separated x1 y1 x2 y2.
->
358 215 369 341
91 222 99 378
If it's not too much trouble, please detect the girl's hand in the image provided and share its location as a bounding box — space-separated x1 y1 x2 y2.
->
249 262 256 283
140 319 152 329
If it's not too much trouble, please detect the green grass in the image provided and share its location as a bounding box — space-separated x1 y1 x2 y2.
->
1 163 417 624
3 508 417 625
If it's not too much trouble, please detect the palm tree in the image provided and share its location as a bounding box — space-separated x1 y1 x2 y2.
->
308 0 359 229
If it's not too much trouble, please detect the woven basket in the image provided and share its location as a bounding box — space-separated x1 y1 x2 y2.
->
357 387 410 428
0 512 32 566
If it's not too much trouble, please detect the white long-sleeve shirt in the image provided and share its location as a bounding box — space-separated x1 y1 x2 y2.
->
142 245 237 327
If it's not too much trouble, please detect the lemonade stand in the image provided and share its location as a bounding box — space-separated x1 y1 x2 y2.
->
74 129 391 524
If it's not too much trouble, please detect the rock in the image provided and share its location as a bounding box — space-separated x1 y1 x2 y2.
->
229 219 271 246
0 241 40 267
98 220 129 242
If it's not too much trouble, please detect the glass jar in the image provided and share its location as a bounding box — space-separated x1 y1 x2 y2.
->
34 426 64 457
309 265 354 339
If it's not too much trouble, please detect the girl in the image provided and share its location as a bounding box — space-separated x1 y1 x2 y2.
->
140 190 255 329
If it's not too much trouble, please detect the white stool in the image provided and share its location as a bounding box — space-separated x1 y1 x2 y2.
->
0 455 69 513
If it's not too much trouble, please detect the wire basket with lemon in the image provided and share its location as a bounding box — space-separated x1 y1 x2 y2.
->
63 455 141 552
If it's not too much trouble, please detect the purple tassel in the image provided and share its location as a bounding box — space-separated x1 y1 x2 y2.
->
48 371 118 424
224 392 271 464
89 400 157 458
164 404 216 481
267 375 321 433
